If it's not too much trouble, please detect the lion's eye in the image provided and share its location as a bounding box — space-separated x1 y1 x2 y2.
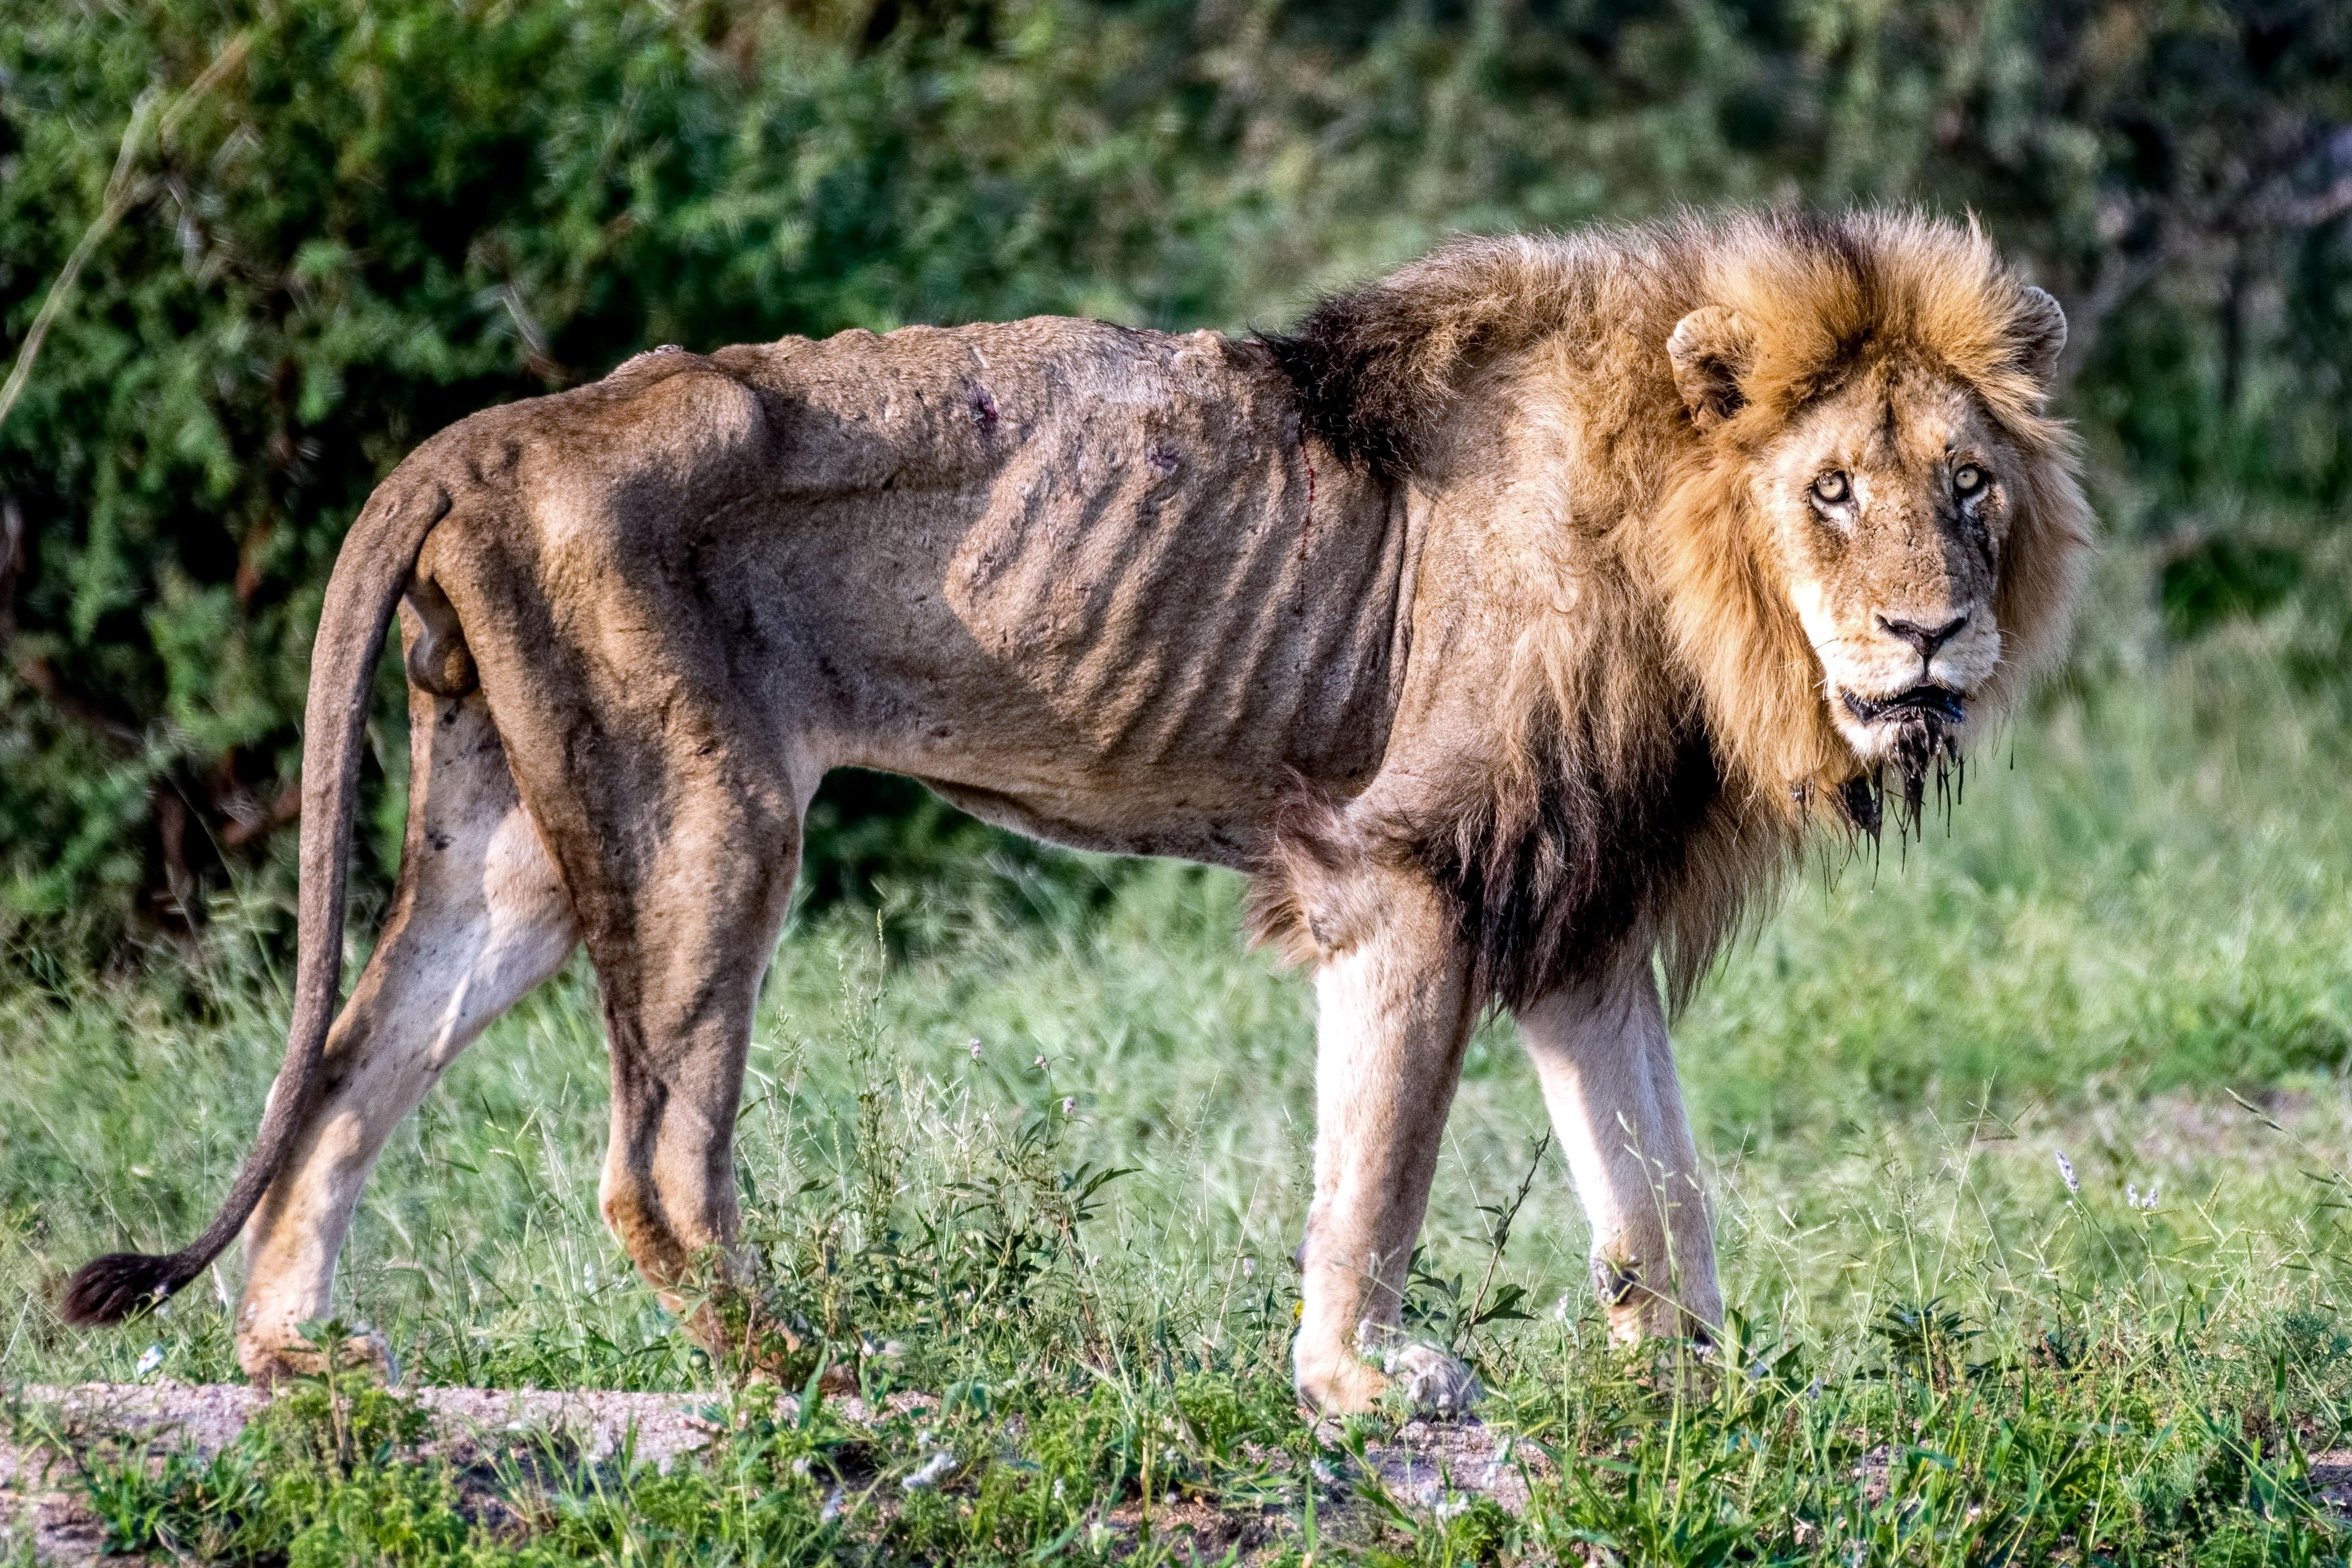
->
1953 463 1987 497
1811 471 1850 506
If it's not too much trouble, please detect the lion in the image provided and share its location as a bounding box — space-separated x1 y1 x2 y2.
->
62 209 2089 1414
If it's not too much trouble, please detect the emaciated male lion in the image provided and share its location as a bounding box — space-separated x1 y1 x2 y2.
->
67 210 2089 1413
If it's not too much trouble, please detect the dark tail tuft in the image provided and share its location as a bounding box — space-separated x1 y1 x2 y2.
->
61 1250 191 1325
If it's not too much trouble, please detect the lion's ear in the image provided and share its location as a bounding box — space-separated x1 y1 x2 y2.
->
1666 306 1757 430
2010 285 2068 389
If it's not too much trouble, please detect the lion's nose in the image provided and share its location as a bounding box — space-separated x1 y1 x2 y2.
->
1876 612 1968 660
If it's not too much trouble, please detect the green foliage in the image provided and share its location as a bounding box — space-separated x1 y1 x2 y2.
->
33 1256 2352 1564
3 0 2349 950
2165 538 2307 641
61 1335 476 1564
0 0 1235 948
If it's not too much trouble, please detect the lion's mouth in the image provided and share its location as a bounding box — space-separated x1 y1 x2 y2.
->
1840 684 1967 728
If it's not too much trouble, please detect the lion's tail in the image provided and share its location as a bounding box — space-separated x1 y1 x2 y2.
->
61 472 453 1326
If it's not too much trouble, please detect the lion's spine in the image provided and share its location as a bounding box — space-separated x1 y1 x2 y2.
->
60 473 454 1325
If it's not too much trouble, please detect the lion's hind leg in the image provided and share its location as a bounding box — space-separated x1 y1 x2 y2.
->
575 800 802 1376
236 634 578 1384
473 660 806 1375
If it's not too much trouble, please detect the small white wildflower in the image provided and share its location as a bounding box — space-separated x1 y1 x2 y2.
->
2126 1183 2139 1208
1433 1493 1470 1523
1241 1256 1255 1279
820 1486 846 1523
791 1455 812 1477
2055 1151 2079 1194
1033 1053 1047 1069
2140 1183 2160 1210
1061 1096 1075 1115
134 1344 164 1380
968 1038 982 1060
902 1450 957 1492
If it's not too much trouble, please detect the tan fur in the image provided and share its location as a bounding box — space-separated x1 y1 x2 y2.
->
66 211 2089 1414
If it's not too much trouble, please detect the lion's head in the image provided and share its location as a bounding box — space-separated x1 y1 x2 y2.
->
1643 213 2090 827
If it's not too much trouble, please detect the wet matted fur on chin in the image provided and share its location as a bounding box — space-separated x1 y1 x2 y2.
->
1250 209 2092 1015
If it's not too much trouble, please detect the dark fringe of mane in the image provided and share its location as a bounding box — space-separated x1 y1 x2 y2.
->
1249 697 1744 1019
1258 228 1629 480
1259 292 1478 479
1416 705 1725 1015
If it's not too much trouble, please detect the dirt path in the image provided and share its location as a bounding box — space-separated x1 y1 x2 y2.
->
1 1381 1535 1564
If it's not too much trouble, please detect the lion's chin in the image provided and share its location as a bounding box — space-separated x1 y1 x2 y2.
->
1831 685 1970 835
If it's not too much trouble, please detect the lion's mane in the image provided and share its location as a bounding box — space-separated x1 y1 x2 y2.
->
1256 211 2092 1013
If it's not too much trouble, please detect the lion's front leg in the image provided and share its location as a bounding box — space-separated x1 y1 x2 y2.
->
1293 867 1478 1415
1515 959 1721 1346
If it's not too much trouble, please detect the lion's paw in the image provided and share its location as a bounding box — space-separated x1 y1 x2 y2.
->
1295 1347 1390 1414
1379 1338 1482 1419
239 1326 399 1389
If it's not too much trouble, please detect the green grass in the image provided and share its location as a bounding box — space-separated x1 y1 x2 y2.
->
12 570 2352 1561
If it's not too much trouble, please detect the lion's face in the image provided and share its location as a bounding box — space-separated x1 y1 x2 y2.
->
1663 266 2073 804
1756 366 2013 773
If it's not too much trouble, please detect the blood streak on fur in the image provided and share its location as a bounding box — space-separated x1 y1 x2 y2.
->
1300 442 1317 548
